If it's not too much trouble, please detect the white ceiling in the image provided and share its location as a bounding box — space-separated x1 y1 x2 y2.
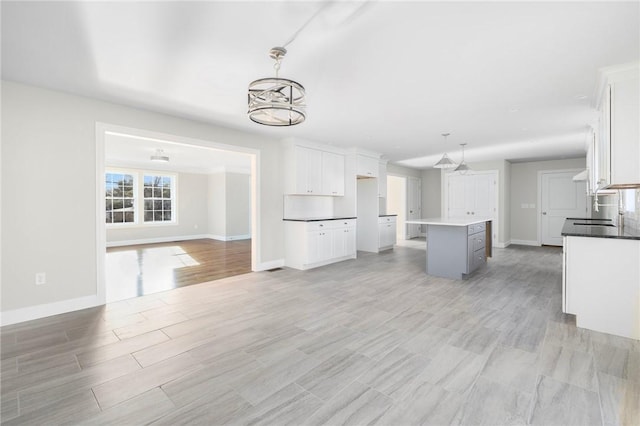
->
2 1 639 168
105 132 251 175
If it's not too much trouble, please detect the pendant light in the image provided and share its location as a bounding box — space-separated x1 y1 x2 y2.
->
248 47 306 126
433 133 457 169
454 143 471 174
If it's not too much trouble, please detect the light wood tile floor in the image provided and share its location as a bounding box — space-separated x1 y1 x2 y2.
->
1 245 639 425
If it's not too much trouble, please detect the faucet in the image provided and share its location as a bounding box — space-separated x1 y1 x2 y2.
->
592 181 624 228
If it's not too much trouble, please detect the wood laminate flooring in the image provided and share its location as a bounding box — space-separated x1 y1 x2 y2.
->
1 245 639 425
106 239 251 302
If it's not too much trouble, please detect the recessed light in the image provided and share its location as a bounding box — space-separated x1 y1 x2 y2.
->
508 108 519 113
575 94 588 100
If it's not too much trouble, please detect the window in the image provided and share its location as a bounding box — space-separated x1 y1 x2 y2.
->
105 169 176 226
105 172 136 224
143 174 174 223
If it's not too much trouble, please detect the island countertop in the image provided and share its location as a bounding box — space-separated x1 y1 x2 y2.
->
406 217 492 227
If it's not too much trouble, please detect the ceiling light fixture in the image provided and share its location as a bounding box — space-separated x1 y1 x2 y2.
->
454 143 471 174
150 148 169 162
434 133 457 169
248 47 306 126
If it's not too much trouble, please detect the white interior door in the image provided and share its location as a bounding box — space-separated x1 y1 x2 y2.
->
447 174 467 218
541 171 588 246
407 177 421 238
472 173 496 218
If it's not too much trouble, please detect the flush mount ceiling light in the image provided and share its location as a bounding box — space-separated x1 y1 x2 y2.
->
248 47 306 126
433 133 457 169
454 143 471 174
150 148 169 162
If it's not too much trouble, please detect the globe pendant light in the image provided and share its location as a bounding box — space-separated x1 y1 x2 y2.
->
248 47 306 126
433 133 457 169
454 143 471 174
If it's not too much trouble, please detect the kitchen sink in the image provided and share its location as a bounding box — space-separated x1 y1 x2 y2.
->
573 222 616 227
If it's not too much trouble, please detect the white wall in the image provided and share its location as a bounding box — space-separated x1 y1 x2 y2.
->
106 171 209 244
208 173 227 238
510 157 586 243
1 81 282 314
225 172 251 237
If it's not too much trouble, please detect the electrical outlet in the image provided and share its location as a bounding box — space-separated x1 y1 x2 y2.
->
35 273 46 285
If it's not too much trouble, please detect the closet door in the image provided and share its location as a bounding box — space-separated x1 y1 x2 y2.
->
447 174 468 218
471 173 495 218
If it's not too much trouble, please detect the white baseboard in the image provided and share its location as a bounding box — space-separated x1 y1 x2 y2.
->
494 241 511 248
510 239 540 246
255 259 285 271
106 234 212 247
207 234 251 242
0 295 103 327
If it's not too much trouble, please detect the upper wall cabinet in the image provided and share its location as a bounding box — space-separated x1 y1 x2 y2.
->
596 62 640 188
285 144 345 196
356 155 379 178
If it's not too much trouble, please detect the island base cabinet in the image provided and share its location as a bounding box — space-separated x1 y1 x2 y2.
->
564 236 640 340
426 222 487 280
285 220 356 270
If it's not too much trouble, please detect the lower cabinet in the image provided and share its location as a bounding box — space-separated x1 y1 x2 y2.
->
563 235 640 339
378 216 397 250
285 219 357 270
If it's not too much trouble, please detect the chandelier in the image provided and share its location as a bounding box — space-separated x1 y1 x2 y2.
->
248 47 306 126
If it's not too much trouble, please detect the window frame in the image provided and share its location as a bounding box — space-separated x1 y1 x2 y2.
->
105 168 178 228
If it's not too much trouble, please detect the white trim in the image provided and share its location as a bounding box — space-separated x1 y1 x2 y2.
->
494 241 511 248
510 239 540 246
207 234 251 242
106 234 213 248
254 259 285 271
0 295 102 326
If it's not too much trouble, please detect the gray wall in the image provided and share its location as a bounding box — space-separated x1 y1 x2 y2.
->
510 157 586 243
106 171 209 244
208 173 227 237
225 172 251 237
1 81 282 312
421 169 442 218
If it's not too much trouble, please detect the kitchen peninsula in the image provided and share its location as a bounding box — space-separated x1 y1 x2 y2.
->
406 217 493 279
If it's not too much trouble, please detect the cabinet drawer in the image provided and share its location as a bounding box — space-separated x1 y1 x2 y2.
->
378 216 396 224
306 221 334 231
472 248 486 270
468 222 486 235
337 219 356 228
469 233 485 251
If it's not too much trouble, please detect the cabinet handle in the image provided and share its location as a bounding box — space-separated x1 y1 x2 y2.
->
319 224 324 227
472 212 475 215
467 212 470 215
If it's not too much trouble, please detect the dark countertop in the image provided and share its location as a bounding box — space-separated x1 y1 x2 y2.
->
561 219 640 240
283 217 357 222
379 214 398 217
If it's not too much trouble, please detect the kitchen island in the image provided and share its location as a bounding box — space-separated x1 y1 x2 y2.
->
406 217 492 279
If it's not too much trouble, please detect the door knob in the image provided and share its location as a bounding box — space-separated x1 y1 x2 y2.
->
542 212 547 215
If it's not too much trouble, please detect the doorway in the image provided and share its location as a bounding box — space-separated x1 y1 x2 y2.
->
96 123 260 304
539 170 588 246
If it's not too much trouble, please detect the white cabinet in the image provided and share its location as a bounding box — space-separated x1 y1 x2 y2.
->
378 216 396 250
322 151 345 196
595 63 640 188
285 145 345 196
356 155 379 178
294 146 323 194
563 235 640 339
446 172 496 218
285 219 356 270
378 161 387 198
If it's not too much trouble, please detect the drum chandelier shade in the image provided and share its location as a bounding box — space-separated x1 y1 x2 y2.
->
150 148 169 162
433 133 457 169
248 47 306 126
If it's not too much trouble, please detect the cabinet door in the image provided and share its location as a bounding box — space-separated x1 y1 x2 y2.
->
357 155 379 178
322 152 345 196
378 162 387 198
610 75 640 185
308 230 332 263
295 146 322 194
345 226 356 255
447 174 468 218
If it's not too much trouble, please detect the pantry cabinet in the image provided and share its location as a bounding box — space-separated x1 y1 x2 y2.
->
356 155 379 178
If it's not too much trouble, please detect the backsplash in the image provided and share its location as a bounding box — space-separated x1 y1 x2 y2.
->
622 188 640 232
